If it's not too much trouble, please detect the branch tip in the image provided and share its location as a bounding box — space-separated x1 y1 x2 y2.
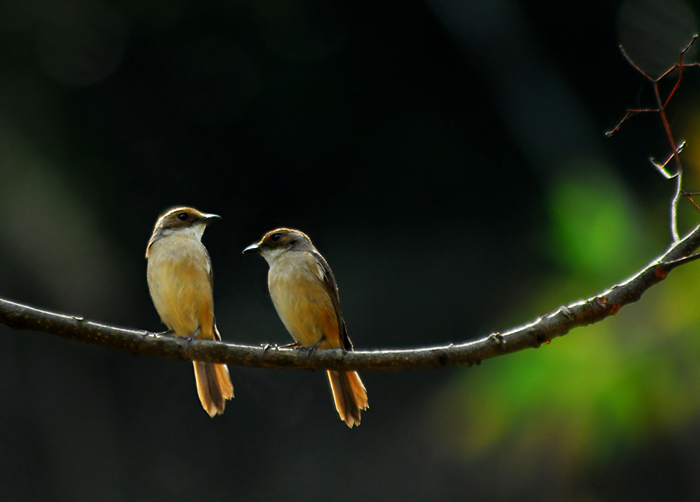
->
609 36 699 238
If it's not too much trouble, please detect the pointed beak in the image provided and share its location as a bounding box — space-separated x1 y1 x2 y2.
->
243 243 260 254
202 213 221 222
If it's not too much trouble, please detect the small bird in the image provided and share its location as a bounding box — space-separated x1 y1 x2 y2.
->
244 228 368 427
146 207 234 417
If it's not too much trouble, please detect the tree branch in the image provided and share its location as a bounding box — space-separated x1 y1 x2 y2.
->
2 224 700 371
606 35 700 241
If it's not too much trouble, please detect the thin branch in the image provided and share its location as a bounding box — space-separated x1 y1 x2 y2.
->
606 35 700 241
2 224 700 371
650 141 685 177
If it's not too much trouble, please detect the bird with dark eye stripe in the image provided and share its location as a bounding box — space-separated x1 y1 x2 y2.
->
146 206 233 417
244 228 368 427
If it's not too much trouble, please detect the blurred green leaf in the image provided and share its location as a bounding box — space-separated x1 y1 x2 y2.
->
549 166 644 278
430 168 700 470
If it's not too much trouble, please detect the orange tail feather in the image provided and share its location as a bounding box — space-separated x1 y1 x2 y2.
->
193 361 234 417
328 370 368 428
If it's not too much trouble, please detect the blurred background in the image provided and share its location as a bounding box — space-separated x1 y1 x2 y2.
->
0 0 699 499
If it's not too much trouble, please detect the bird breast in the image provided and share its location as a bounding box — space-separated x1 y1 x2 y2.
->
147 235 214 337
267 252 340 348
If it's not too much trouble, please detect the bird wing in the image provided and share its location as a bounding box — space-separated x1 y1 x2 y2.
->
311 250 353 351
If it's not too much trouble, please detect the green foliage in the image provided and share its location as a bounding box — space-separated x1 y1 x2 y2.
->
548 166 645 278
431 168 700 469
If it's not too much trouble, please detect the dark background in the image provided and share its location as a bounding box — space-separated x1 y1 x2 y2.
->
1 0 699 500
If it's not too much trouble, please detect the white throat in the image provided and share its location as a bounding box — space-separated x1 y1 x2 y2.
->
162 223 206 242
260 246 288 265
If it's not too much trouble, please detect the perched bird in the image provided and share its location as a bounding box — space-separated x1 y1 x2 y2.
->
244 228 368 427
146 207 234 417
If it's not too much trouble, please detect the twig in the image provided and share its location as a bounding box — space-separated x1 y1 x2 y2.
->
2 224 700 371
606 35 700 241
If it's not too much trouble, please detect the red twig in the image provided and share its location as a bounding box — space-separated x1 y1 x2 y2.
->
606 35 700 241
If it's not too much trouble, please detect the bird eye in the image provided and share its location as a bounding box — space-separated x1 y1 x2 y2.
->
271 233 282 242
177 213 188 221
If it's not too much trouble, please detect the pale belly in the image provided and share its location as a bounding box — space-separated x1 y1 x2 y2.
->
268 258 340 348
147 237 214 338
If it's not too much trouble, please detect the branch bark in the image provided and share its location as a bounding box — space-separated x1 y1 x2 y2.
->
2 225 700 371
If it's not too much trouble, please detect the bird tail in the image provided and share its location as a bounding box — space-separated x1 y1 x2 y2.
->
328 370 368 428
193 361 234 417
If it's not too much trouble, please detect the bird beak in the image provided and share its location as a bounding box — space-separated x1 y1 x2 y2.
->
243 243 260 254
202 213 221 222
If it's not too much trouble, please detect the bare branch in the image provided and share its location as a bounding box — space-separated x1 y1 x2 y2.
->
606 35 700 241
2 224 700 371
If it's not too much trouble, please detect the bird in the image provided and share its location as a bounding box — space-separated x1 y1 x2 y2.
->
244 228 368 427
146 207 234 417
